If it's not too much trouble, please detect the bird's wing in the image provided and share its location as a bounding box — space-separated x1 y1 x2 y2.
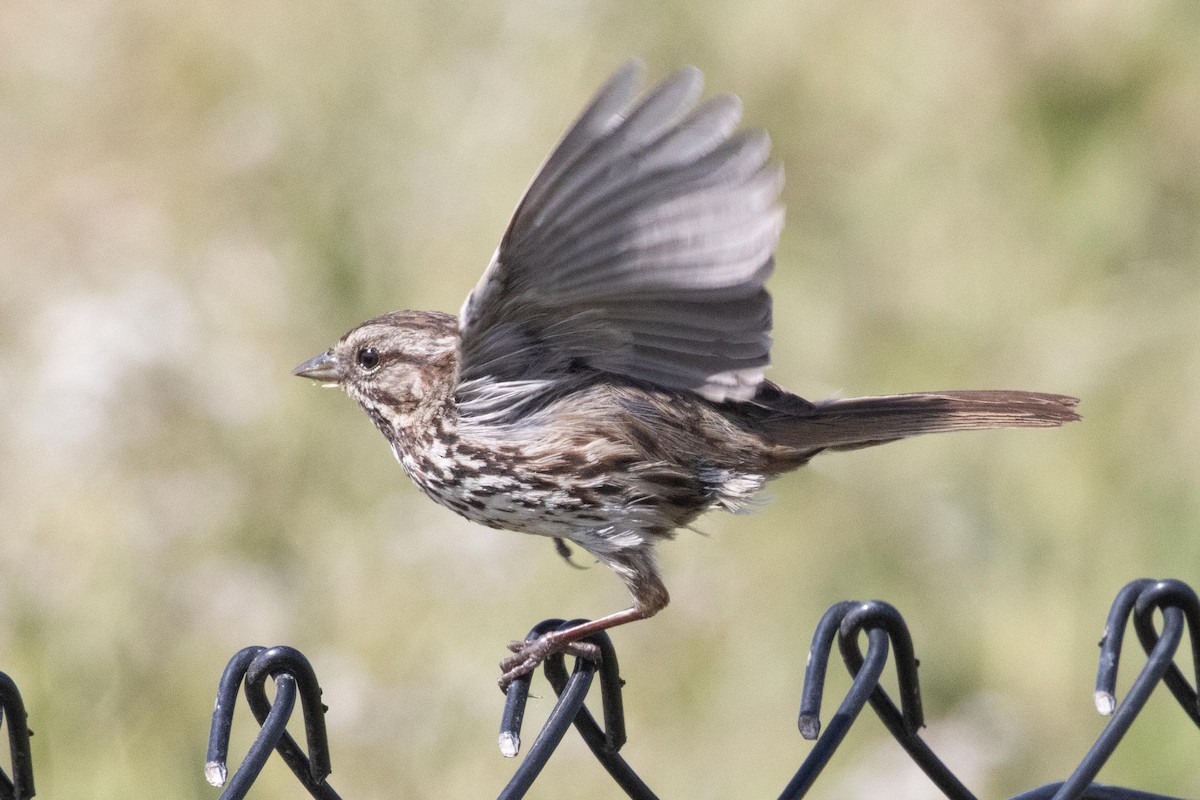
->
456 63 782 419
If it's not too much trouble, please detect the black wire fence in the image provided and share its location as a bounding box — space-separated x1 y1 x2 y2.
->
0 578 1197 799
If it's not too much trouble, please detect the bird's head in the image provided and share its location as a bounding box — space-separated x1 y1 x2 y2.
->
294 310 460 433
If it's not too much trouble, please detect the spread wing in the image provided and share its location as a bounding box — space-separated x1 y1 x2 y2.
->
457 63 783 420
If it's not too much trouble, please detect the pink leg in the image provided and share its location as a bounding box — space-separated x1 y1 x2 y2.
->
498 550 670 689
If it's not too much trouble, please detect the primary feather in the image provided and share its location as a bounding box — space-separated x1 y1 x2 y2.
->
458 62 780 416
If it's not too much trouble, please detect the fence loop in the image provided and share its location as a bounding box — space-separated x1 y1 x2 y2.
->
796 601 923 739
1131 579 1200 725
206 645 340 800
837 600 926 734
541 619 628 754
0 672 34 800
497 619 654 800
1094 578 1200 729
1049 600 1189 800
497 626 600 800
244 646 334 785
781 624 891 799
791 600 976 800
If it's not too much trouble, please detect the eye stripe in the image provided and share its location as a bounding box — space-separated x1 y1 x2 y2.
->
379 352 429 368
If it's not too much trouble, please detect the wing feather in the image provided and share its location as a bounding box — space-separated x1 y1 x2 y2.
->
458 64 782 420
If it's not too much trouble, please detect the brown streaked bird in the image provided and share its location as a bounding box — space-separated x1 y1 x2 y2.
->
295 63 1079 690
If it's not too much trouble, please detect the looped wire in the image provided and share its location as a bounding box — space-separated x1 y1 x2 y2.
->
1095 578 1200 726
780 621 891 799
786 600 974 800
1046 600 1186 800
837 600 925 734
1039 579 1200 800
497 619 654 800
1131 579 1200 725
206 645 340 800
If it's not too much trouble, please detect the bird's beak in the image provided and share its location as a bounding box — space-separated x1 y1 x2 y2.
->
293 351 342 386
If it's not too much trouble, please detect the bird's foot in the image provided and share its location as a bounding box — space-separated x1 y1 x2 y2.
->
498 633 601 691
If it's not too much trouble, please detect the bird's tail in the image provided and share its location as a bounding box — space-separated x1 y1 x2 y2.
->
767 390 1080 453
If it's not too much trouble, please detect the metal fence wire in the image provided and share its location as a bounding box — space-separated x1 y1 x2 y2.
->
0 578 1197 800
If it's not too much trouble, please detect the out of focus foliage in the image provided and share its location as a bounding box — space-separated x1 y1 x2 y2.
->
1 2 1198 798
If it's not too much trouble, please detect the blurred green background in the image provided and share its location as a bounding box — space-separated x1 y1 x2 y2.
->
2 1 1199 798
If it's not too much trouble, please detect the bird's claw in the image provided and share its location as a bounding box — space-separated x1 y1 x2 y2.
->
498 633 601 690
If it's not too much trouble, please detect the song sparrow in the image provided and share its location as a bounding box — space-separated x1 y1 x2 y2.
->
295 63 1079 689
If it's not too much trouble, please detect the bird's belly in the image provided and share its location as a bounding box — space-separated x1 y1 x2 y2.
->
390 437 722 557
393 447 618 536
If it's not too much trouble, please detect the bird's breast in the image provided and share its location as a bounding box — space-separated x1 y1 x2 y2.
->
390 435 630 539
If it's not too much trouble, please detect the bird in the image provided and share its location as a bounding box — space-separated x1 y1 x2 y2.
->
294 63 1080 690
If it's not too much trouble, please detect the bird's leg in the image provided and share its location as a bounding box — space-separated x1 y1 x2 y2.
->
499 547 668 690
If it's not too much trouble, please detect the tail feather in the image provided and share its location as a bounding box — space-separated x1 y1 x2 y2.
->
773 390 1080 453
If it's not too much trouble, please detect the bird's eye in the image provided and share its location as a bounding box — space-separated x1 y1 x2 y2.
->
356 347 380 371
